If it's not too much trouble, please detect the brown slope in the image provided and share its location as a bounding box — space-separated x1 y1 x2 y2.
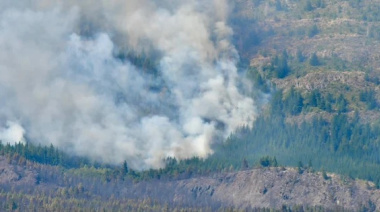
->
164 167 379 210
1 155 379 210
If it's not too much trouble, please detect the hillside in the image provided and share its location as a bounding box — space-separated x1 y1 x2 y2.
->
195 0 380 186
0 155 378 211
233 0 380 108
3 0 380 211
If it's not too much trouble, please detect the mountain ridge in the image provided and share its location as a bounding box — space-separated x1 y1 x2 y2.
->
0 155 378 211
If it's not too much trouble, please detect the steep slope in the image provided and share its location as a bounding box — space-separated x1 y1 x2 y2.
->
182 168 378 210
232 0 380 116
234 0 380 69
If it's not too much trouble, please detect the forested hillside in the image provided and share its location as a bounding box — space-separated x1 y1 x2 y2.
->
221 0 380 184
2 0 380 211
0 152 378 211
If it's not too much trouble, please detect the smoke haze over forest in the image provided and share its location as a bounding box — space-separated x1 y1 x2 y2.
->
0 0 256 169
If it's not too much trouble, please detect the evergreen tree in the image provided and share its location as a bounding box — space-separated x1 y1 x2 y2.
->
360 89 377 110
273 157 278 167
309 53 320 66
322 169 329 180
308 24 319 38
296 49 305 62
304 0 313 11
336 94 348 112
275 0 282 10
284 87 304 115
242 158 249 170
122 160 129 175
278 53 290 78
297 161 304 174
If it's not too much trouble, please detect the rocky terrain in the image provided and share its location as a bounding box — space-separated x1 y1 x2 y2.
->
272 71 369 91
1 156 379 211
234 0 380 71
230 0 380 127
146 168 380 210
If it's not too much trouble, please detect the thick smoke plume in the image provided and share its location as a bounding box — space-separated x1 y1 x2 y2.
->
0 0 256 169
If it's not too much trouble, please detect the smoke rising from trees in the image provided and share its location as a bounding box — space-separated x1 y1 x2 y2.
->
0 0 256 169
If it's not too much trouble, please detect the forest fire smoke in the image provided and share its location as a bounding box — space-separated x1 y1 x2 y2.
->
0 0 256 169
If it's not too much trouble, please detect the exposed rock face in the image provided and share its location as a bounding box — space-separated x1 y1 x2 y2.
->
167 168 379 210
272 71 368 92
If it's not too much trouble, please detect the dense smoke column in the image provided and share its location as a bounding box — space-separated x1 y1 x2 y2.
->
0 0 257 169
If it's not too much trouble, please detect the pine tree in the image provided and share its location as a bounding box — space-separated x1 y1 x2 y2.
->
304 0 313 11
242 158 249 170
296 49 305 62
297 161 304 174
308 24 319 38
309 53 320 66
322 169 329 180
122 160 129 175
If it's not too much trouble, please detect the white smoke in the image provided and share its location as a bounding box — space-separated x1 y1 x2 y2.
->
0 122 25 145
0 0 257 169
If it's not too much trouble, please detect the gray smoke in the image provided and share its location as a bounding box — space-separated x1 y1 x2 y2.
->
0 0 257 169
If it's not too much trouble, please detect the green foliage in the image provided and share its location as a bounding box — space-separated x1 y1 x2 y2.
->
247 68 270 93
0 142 93 168
242 158 249 170
263 52 291 79
309 53 320 66
308 160 313 169
122 160 129 174
283 87 304 115
314 0 325 8
270 89 284 115
306 89 324 109
297 161 304 174
276 54 290 78
365 73 380 85
296 49 305 63
275 0 283 11
322 169 329 180
259 156 278 167
360 89 378 110
308 24 320 38
304 0 314 12
335 94 348 112
206 98 380 185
